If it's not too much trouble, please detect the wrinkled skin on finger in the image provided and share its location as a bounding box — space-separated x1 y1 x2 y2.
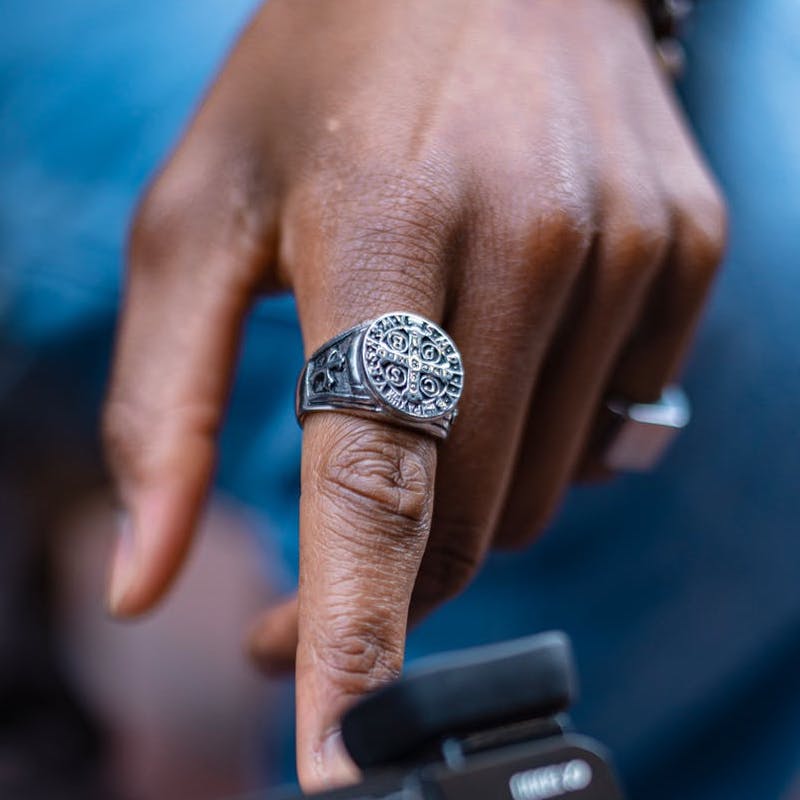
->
103 0 727 789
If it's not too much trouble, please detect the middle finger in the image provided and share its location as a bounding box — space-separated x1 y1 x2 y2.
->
411 185 592 618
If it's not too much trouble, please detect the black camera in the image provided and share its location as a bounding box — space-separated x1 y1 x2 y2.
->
279 632 624 800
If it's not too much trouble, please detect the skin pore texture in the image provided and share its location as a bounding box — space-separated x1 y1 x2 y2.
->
102 0 726 790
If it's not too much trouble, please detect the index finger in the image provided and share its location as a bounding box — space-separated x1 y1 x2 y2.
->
295 411 436 789
286 159 459 788
290 232 446 786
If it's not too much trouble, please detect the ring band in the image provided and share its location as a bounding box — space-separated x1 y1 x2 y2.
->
602 385 691 472
296 311 464 439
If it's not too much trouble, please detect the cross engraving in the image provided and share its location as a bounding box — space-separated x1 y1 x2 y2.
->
310 347 346 393
377 329 455 399
363 314 463 419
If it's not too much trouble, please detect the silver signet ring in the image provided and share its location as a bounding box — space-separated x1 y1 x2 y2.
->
296 312 464 440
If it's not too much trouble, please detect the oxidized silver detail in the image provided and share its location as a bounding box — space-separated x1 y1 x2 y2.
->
296 312 463 439
361 312 463 421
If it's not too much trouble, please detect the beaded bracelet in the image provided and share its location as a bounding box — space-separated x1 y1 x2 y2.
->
645 0 695 39
643 0 695 76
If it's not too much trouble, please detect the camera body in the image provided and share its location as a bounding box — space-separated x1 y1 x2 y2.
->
288 632 624 800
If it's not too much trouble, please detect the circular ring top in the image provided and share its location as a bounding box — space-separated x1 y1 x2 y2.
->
360 312 464 423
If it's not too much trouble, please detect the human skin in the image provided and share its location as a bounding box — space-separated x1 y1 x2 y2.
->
102 0 727 790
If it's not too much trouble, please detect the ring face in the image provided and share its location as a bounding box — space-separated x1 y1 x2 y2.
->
361 312 464 422
296 311 463 439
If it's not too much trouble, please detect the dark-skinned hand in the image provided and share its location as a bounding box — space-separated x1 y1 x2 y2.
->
103 0 726 789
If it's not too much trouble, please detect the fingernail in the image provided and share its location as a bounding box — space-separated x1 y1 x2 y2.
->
107 511 136 616
318 729 358 788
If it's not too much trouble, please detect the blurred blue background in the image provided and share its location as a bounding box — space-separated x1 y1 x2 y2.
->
1 1 798 798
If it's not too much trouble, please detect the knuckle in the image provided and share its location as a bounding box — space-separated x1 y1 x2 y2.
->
128 172 195 270
129 151 268 286
317 423 434 536
509 183 594 263
674 188 729 281
310 613 403 693
529 203 594 293
299 158 460 304
330 153 460 236
483 196 593 314
614 205 671 265
103 394 217 484
603 201 671 289
534 192 595 258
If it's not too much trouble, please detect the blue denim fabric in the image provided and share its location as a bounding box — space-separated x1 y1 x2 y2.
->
0 0 305 568
1 1 798 797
